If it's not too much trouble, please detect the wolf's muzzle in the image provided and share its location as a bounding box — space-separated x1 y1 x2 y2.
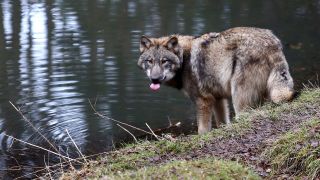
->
151 76 165 84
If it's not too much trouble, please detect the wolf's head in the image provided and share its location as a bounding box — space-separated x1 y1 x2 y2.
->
137 35 183 91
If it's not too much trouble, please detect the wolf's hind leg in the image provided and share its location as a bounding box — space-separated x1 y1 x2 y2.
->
196 98 214 134
231 81 263 115
212 98 230 126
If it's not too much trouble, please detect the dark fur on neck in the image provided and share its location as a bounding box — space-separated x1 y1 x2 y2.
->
165 68 184 89
164 51 191 90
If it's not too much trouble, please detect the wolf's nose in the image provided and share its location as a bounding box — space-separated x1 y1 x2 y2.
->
151 78 161 84
151 75 165 84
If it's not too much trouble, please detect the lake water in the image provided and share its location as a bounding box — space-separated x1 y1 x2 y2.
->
0 0 319 178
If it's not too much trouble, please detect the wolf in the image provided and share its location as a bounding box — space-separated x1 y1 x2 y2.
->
137 27 294 134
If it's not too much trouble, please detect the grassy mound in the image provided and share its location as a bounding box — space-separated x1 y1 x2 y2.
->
105 159 260 180
59 87 320 179
263 119 320 179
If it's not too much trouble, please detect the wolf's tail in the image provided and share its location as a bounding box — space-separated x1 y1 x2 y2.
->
267 52 295 103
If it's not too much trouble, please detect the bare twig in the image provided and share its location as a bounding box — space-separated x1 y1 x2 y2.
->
117 124 138 143
65 150 76 171
111 139 116 149
145 123 161 140
167 116 172 126
307 80 316 88
88 99 153 135
14 152 106 179
59 150 64 178
94 96 98 107
65 129 88 164
44 156 53 180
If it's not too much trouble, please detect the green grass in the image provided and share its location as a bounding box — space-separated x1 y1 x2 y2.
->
262 118 320 179
106 159 261 180
254 88 320 121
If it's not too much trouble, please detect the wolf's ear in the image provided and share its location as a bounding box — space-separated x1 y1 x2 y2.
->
140 36 152 53
165 36 179 54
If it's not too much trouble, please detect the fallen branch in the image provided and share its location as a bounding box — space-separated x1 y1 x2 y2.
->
88 99 183 140
88 99 153 136
153 122 181 134
9 101 65 161
4 135 74 162
145 123 161 141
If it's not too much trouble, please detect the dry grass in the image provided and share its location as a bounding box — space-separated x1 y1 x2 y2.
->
262 119 320 179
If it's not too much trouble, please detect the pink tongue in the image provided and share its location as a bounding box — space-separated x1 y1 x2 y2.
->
150 83 160 91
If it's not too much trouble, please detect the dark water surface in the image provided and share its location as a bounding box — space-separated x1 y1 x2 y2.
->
0 0 319 178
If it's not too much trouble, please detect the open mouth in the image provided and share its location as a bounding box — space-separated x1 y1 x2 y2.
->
149 77 165 91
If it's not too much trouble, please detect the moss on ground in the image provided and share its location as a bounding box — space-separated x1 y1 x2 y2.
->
262 118 320 179
105 159 261 180
60 88 320 179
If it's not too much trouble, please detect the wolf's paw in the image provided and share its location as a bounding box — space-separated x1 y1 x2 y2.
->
198 126 211 135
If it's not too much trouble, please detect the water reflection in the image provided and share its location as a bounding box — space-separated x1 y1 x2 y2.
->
0 0 319 178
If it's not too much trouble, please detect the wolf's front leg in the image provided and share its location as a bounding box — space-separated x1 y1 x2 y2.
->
213 98 230 126
196 98 214 134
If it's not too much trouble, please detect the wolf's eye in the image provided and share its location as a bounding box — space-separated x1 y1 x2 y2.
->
145 59 153 64
161 58 170 65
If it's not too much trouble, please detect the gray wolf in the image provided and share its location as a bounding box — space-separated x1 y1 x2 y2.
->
137 27 294 134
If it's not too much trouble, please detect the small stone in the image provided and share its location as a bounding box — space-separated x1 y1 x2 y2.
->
310 140 319 147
